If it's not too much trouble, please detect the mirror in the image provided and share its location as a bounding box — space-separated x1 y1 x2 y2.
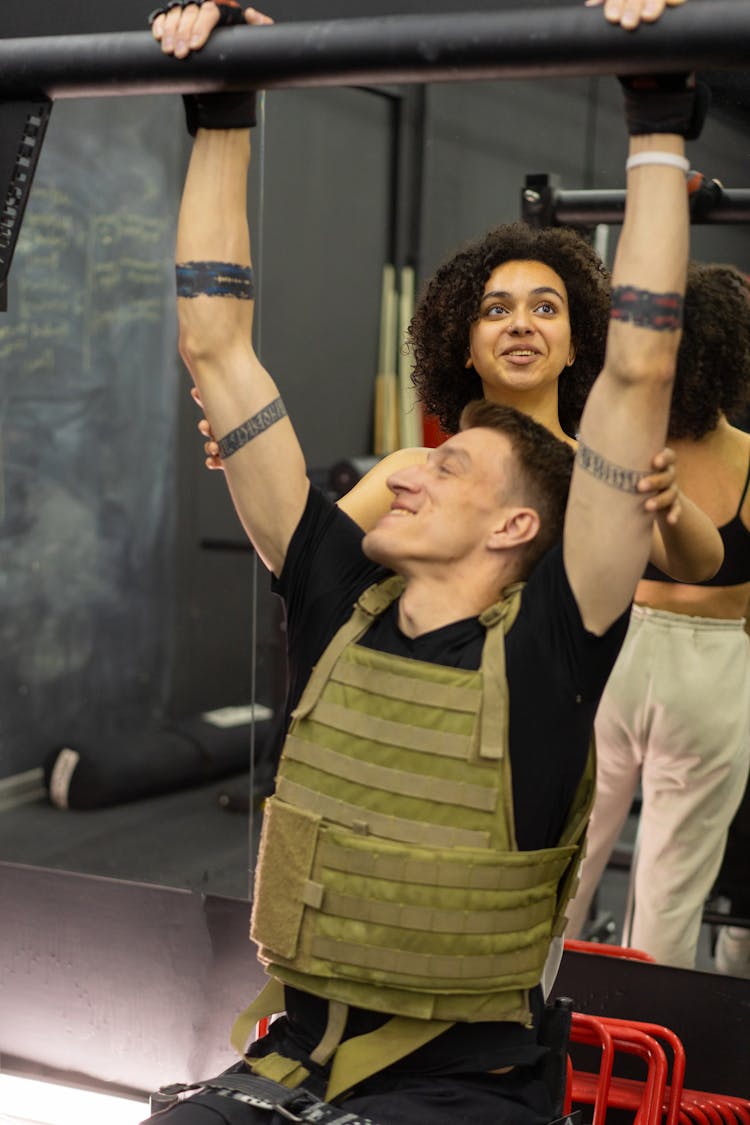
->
0 62 748 973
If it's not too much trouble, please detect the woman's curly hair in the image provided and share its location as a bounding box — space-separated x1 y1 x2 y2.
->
668 262 750 440
408 223 611 437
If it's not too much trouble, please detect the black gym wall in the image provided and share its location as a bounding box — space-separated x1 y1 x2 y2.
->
2 1 750 783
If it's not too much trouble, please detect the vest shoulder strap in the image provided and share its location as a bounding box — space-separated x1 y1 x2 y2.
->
357 574 406 616
478 581 525 630
476 583 524 771
292 576 405 721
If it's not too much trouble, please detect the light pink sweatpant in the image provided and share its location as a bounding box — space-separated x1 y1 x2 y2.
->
566 604 750 968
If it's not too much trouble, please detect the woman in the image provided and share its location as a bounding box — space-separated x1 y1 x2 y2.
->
408 223 606 445
305 223 720 580
565 261 750 970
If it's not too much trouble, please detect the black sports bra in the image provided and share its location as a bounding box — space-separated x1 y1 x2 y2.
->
642 453 750 587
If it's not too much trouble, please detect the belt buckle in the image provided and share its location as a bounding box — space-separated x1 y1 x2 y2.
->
274 1105 305 1123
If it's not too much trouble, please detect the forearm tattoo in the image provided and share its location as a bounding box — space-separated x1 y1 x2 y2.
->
217 396 287 460
575 438 649 494
610 285 683 332
176 261 255 300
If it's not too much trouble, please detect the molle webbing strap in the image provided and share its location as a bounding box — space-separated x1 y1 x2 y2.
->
291 701 476 759
301 887 552 935
291 576 405 721
333 657 480 713
311 933 549 981
317 839 571 890
281 737 497 811
275 777 491 848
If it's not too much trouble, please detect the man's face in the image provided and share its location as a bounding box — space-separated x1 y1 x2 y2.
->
362 427 516 575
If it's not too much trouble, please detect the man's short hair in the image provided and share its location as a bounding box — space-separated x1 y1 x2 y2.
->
459 400 574 576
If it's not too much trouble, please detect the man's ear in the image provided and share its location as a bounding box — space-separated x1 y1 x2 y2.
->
487 507 540 551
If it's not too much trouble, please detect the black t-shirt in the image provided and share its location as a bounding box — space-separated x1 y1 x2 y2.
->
268 484 629 1071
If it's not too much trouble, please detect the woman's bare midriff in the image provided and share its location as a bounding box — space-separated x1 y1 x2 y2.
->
635 578 750 622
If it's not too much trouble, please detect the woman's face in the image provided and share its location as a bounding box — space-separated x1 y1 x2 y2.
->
467 259 575 406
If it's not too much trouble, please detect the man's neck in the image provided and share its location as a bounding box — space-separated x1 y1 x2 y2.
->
395 571 510 638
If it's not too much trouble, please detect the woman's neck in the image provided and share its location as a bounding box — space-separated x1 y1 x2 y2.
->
483 383 573 446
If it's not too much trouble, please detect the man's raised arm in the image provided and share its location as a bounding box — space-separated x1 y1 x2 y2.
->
564 70 704 634
174 115 308 577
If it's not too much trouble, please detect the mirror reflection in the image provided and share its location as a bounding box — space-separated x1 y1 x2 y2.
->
0 70 748 976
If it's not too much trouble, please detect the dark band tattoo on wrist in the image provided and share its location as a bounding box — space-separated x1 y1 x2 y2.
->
217 396 287 460
610 285 683 332
575 438 648 494
176 261 255 300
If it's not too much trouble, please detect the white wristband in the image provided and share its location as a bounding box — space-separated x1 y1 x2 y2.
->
625 151 690 174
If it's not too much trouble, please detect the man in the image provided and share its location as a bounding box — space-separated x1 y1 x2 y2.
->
148 1 697 1121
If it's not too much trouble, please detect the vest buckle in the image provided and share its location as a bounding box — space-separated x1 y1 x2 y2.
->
275 1107 305 1123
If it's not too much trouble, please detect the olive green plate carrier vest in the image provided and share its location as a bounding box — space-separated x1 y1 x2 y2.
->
232 576 595 1101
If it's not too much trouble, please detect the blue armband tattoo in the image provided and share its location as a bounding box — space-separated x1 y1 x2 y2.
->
176 261 255 300
217 397 287 460
610 285 683 332
575 438 648 494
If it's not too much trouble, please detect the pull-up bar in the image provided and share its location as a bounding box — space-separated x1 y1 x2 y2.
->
549 189 750 225
0 0 748 100
2 3 749 306
521 175 750 227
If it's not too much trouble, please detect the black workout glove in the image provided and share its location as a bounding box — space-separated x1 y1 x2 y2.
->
149 0 258 135
182 86 258 136
619 73 710 140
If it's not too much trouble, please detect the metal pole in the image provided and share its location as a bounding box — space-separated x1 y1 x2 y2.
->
0 1 748 100
522 173 750 227
554 189 750 226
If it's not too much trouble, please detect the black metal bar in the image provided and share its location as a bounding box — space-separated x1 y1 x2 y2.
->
392 87 426 272
0 2 748 101
554 187 750 225
0 98 53 308
522 175 750 227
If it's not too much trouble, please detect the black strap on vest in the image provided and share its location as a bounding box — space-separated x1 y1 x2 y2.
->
150 1071 381 1123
